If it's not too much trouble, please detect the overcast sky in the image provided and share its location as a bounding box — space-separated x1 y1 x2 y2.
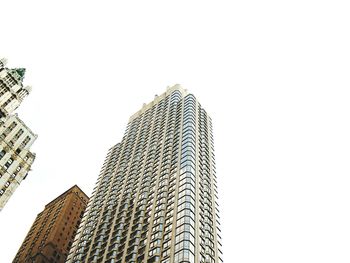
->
1 1 350 262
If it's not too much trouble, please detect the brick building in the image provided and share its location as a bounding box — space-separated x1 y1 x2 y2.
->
13 185 88 263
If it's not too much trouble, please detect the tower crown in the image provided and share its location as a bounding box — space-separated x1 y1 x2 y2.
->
9 68 26 83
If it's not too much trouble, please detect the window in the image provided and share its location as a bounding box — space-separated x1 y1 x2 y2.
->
0 150 5 160
5 158 13 168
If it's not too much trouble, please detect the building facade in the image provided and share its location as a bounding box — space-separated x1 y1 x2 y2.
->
14 185 89 263
0 58 31 119
0 114 36 209
67 85 223 263
0 58 37 211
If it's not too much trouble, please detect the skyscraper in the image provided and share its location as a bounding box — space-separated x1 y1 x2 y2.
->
14 185 89 263
0 58 32 119
67 85 223 263
0 58 37 211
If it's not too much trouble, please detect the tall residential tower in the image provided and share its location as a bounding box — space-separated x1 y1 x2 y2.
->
67 85 223 263
0 58 37 211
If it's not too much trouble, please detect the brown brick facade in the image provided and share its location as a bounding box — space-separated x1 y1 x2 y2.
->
13 185 88 263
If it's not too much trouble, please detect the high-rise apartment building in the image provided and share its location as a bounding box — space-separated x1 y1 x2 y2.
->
14 185 89 263
67 85 223 263
0 58 37 211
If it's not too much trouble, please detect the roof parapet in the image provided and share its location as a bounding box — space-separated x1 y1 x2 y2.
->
129 84 188 122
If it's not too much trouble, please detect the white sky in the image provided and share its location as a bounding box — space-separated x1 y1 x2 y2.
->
1 1 350 262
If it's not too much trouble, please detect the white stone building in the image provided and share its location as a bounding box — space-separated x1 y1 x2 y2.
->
0 58 37 211
0 58 31 119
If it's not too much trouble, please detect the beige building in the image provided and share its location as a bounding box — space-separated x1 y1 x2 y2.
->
0 58 37 211
13 185 89 263
0 58 31 119
67 85 223 263
0 114 37 210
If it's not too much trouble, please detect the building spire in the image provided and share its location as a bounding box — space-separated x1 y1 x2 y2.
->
14 68 26 82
